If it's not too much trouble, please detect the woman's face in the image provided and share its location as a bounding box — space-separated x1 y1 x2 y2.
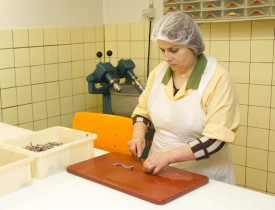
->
157 40 196 73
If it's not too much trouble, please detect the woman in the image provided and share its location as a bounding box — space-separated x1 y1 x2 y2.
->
127 12 240 184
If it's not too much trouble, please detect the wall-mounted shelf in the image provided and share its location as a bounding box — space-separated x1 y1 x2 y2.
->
163 0 275 22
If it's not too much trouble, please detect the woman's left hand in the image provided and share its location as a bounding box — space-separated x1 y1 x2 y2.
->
143 151 172 175
143 145 196 174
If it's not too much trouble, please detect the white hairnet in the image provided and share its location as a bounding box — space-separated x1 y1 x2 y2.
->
152 12 205 55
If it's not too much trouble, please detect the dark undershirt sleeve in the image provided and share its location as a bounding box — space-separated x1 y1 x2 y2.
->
132 116 225 160
132 115 151 128
188 136 225 160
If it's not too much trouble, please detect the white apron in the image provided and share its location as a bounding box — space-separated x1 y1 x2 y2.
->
147 54 235 184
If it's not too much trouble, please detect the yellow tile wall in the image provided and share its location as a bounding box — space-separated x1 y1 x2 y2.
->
0 26 102 130
104 23 150 84
0 19 274 196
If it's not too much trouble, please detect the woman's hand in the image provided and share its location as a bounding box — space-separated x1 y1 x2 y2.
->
143 145 196 175
128 121 148 158
127 137 146 158
143 151 171 175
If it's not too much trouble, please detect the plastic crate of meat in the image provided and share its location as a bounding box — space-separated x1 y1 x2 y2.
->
0 126 97 178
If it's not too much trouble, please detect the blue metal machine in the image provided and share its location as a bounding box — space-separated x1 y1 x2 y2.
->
86 52 154 159
86 56 144 115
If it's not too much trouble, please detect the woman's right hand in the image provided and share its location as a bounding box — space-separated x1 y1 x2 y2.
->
128 121 148 158
127 136 145 158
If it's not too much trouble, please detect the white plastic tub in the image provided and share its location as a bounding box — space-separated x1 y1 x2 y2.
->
0 126 97 178
0 145 33 196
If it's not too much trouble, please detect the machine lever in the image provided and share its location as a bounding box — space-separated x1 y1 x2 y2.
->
96 51 103 62
106 50 113 62
116 59 144 92
111 81 122 92
132 77 144 92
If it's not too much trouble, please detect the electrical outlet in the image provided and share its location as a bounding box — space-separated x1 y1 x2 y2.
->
142 7 156 20
148 7 156 19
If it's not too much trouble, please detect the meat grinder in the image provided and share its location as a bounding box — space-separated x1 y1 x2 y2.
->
86 51 144 116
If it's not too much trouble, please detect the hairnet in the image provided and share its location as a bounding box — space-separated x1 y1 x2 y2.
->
152 12 205 55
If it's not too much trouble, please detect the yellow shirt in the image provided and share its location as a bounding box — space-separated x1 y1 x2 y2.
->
132 54 240 143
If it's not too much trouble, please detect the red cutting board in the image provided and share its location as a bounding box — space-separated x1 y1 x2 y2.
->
67 152 208 205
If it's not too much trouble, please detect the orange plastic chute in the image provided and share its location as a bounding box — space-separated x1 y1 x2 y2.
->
72 112 132 155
